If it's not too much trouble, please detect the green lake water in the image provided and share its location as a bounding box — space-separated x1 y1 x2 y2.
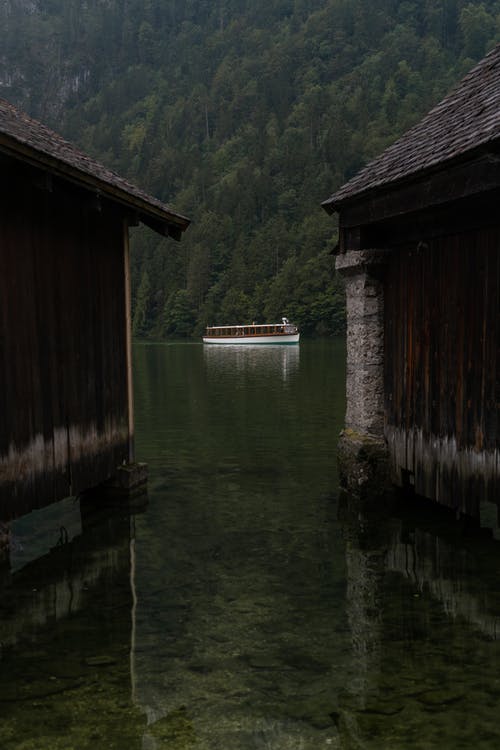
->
2 339 500 748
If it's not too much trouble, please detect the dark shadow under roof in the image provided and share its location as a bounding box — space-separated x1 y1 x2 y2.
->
323 44 500 214
0 98 190 239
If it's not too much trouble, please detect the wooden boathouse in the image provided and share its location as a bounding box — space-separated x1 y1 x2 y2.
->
0 99 189 520
323 44 500 516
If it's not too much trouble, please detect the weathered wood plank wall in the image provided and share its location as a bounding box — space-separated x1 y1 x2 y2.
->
384 225 500 514
0 162 129 518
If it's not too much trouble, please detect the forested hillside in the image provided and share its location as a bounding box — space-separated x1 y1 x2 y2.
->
2 0 499 337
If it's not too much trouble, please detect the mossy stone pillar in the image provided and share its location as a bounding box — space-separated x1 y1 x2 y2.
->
335 249 391 496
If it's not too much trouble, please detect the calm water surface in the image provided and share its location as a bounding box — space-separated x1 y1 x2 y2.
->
2 339 500 748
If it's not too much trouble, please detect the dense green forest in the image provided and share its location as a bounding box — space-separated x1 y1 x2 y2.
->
2 0 500 337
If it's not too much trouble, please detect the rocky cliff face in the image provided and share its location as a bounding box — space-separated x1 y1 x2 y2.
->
0 0 92 121
1 0 39 14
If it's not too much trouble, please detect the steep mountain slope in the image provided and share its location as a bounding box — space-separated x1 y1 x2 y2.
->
1 0 499 336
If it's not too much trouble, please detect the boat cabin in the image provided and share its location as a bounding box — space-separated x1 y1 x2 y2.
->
205 322 297 338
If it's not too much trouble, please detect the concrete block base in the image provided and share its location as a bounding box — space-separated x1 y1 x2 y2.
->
89 462 149 503
111 462 148 491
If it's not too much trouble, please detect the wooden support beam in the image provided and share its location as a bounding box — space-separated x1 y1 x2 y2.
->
141 214 183 241
338 152 500 228
123 219 135 463
339 188 500 253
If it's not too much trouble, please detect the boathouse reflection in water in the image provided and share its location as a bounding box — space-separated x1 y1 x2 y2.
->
0 495 145 748
2 487 500 746
338 492 500 748
127 490 500 749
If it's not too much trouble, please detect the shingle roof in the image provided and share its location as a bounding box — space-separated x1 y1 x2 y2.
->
0 98 190 237
322 43 500 213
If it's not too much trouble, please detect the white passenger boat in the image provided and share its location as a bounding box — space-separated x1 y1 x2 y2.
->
203 317 300 345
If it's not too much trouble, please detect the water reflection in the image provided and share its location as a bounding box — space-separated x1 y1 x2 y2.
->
130 485 345 749
8 496 82 574
338 493 500 749
132 341 500 748
4 341 500 749
130 340 345 748
128 488 500 749
203 344 300 383
386 520 500 640
0 495 145 749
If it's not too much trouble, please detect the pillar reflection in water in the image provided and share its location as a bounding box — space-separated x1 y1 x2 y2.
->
0 494 145 749
338 491 500 749
337 492 392 747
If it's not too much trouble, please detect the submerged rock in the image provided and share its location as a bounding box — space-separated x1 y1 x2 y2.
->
84 655 117 667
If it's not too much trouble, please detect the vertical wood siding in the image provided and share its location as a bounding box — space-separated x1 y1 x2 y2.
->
0 169 129 519
385 225 500 513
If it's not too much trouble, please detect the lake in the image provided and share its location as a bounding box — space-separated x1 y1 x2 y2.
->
1 339 500 748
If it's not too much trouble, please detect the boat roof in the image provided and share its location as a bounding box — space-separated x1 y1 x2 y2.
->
207 323 288 328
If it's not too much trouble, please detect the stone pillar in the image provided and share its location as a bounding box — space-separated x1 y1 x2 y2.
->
335 249 391 496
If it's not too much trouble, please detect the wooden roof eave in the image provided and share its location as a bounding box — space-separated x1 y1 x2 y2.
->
0 133 190 240
322 144 500 229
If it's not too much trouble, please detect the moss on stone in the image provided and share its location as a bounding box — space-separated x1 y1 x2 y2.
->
337 429 392 499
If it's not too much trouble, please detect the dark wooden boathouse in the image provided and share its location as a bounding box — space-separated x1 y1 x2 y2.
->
0 99 189 519
323 44 500 516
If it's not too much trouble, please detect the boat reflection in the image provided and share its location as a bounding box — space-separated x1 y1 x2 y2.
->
203 342 300 382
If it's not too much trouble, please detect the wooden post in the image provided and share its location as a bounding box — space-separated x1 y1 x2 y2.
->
123 219 135 463
96 219 149 500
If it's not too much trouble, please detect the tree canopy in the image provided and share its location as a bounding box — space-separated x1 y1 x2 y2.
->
2 0 499 337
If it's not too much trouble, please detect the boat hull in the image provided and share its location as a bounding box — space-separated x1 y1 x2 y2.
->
203 333 299 345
